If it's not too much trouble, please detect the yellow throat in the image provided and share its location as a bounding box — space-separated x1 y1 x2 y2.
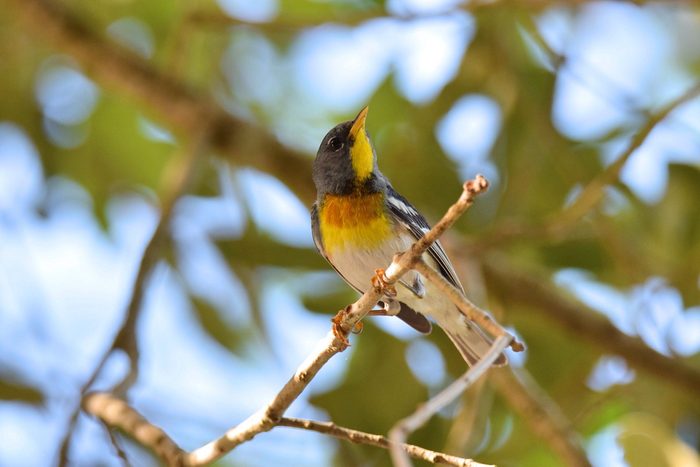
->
349 106 374 181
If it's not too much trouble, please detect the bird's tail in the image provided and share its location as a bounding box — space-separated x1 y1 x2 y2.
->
435 311 507 367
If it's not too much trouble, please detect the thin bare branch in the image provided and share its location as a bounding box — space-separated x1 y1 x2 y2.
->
80 176 503 466
184 175 499 466
83 393 185 465
388 336 512 467
183 332 344 465
106 429 131 467
385 176 491 282
279 417 493 467
83 394 492 467
455 260 588 467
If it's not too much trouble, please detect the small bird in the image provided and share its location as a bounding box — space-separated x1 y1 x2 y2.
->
311 107 505 366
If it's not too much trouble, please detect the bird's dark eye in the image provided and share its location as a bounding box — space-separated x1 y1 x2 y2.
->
327 136 343 152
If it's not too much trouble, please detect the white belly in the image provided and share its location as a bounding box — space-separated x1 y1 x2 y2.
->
327 231 449 320
327 231 416 292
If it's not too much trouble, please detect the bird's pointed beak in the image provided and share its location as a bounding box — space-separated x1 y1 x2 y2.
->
349 106 369 142
347 106 374 180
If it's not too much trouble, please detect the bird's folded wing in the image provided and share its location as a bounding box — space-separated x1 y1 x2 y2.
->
385 185 464 293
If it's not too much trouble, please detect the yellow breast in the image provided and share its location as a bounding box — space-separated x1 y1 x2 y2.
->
319 192 392 255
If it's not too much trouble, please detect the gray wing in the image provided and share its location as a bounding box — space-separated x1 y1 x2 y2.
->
385 186 507 366
385 185 464 293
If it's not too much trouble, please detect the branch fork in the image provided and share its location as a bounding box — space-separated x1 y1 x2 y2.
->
82 175 519 467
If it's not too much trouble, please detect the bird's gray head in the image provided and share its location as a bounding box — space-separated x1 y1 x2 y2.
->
312 107 384 197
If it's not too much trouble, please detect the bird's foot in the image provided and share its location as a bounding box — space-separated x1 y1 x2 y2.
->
331 305 363 347
372 268 396 297
331 307 350 347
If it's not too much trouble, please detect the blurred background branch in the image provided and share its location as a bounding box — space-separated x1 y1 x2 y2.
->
548 81 700 234
483 257 700 394
57 125 210 466
6 0 316 202
1 0 699 465
490 367 591 467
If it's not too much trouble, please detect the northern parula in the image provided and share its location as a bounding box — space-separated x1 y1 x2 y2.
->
311 107 506 366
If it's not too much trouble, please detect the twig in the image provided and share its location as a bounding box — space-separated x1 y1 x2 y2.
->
388 336 512 467
83 393 185 465
82 394 493 467
102 419 133 467
490 368 590 467
385 176 490 282
278 417 493 467
183 175 498 465
183 331 346 464
482 256 700 393
385 242 522 466
455 260 589 466
519 12 643 114
80 176 502 466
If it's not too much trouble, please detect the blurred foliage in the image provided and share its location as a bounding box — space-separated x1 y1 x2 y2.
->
1 0 700 466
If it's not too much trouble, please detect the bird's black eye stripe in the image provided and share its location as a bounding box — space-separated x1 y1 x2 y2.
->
328 136 343 151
